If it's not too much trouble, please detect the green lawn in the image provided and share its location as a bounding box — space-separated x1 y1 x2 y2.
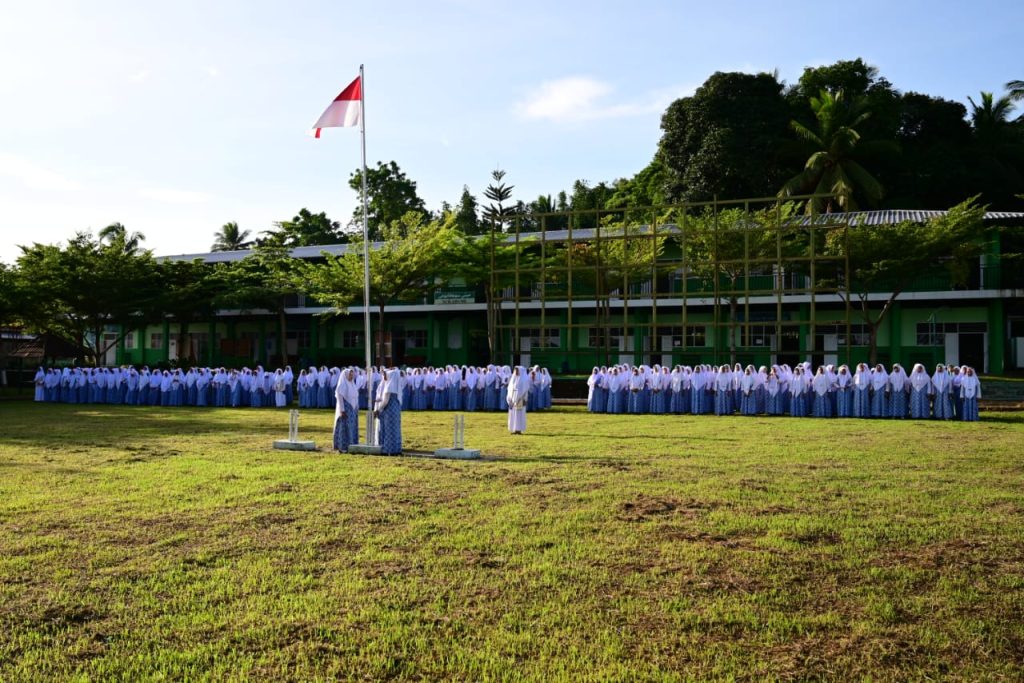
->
1 403 1023 681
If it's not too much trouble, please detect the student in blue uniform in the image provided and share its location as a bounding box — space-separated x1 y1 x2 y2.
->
374 368 403 454
959 366 981 421
333 368 360 453
811 367 833 417
888 364 909 419
835 365 853 417
931 364 954 420
909 364 931 419
869 365 889 418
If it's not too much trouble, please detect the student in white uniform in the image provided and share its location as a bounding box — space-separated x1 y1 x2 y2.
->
506 365 530 435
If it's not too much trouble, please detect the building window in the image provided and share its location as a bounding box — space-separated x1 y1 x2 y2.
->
519 327 560 349
149 333 163 350
916 322 987 346
287 330 311 348
685 325 707 347
741 324 774 347
341 330 363 348
587 327 625 348
406 329 428 349
125 333 135 350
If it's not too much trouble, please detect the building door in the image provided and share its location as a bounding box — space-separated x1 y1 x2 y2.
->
618 335 634 366
519 336 531 368
944 333 960 366
823 334 838 368
102 333 118 366
959 333 985 372
391 326 406 366
778 328 800 367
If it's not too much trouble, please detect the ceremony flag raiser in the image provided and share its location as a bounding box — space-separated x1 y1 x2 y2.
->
310 65 376 446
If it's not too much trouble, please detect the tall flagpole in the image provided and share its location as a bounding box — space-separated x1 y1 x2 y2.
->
358 64 375 445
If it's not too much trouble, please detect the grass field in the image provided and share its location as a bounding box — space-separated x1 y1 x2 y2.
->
1 403 1023 681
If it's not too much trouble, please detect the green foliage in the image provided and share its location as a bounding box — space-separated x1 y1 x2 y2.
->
263 208 342 247
453 186 481 235
15 232 162 362
98 222 147 255
349 161 427 240
483 168 515 228
157 260 228 363
780 89 895 213
306 213 458 360
210 221 253 252
682 203 802 361
889 93 972 207
824 198 987 362
658 71 791 203
0 261 23 328
222 243 308 366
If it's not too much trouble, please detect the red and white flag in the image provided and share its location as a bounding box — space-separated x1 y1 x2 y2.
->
310 76 362 137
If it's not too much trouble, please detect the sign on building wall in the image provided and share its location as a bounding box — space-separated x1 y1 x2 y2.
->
434 290 475 305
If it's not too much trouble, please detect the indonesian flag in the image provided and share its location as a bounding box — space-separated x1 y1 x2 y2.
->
310 76 362 137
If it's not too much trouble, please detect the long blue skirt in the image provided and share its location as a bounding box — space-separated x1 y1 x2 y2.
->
890 391 908 419
378 398 402 454
333 401 359 452
691 388 708 415
740 391 758 415
650 390 666 414
870 390 888 418
909 388 930 419
853 388 870 418
627 390 644 414
933 391 953 420
790 392 808 417
484 386 498 411
961 396 979 421
669 389 683 414
765 391 784 415
714 390 732 415
433 387 447 411
812 393 832 418
836 388 852 417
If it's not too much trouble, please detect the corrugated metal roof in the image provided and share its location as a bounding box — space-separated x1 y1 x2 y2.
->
159 209 1024 263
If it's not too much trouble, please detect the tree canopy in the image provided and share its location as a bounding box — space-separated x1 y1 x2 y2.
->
348 161 427 241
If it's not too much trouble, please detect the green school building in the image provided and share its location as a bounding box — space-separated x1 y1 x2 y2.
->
111 210 1024 375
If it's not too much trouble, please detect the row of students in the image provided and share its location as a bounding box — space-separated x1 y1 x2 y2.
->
586 362 982 421
33 366 296 408
33 363 555 415
302 364 552 412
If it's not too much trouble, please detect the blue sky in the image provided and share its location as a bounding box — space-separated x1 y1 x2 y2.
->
0 0 1021 262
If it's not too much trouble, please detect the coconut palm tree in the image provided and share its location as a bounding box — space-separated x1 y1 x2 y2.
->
779 89 890 214
968 91 1018 140
98 222 146 254
1006 80 1024 103
211 221 253 252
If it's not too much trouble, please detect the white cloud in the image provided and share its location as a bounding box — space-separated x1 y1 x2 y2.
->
516 76 691 123
0 153 81 192
129 69 151 83
201 65 221 78
138 187 212 204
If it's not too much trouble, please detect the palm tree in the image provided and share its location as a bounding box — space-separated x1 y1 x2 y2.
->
966 92 1023 200
968 91 1018 142
98 222 146 254
779 89 889 214
211 221 253 252
1006 80 1024 103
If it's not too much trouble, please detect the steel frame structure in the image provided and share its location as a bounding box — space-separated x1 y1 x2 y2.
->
489 194 852 370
